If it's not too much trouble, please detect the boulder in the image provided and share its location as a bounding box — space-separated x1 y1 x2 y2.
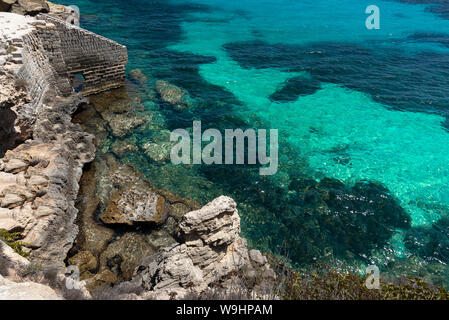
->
0 0 16 12
15 0 49 15
68 250 97 274
85 269 117 292
99 233 156 280
142 141 172 163
0 239 29 278
155 80 194 110
129 69 149 86
100 182 168 225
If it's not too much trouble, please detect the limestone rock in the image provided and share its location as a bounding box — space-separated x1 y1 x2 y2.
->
142 141 173 163
0 193 24 208
134 196 274 293
155 80 194 109
68 250 97 273
99 233 156 280
0 0 16 12
0 239 30 278
0 208 21 230
137 244 203 291
15 0 49 15
129 69 148 85
249 249 268 266
0 274 62 300
85 269 117 292
3 159 28 173
100 182 168 225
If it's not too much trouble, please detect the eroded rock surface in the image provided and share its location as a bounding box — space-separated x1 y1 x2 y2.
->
100 182 167 225
155 80 194 111
134 196 275 295
0 274 62 299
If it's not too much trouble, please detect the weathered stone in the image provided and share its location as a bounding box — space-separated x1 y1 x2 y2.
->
180 196 241 247
249 249 267 266
137 244 203 291
99 233 156 280
16 0 49 15
100 183 167 225
0 239 30 278
0 208 20 230
27 174 48 186
68 250 97 273
155 80 193 107
0 275 62 300
85 269 118 292
1 193 24 208
4 159 28 173
135 196 252 292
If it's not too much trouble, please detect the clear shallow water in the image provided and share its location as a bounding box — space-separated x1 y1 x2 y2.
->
58 0 449 286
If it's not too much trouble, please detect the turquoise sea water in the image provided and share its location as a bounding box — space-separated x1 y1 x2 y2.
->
58 0 449 286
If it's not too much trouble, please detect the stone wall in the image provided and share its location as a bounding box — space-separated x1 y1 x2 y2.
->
36 14 127 95
15 14 127 98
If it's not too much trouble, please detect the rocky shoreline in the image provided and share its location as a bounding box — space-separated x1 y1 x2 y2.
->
0 2 276 299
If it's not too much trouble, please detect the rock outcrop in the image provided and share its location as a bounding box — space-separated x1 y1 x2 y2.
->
155 80 195 111
133 196 275 297
0 274 62 299
1 0 73 20
0 239 29 279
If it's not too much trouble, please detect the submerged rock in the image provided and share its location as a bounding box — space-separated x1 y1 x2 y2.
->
129 69 149 86
111 139 139 158
142 141 172 163
155 80 194 110
85 269 118 292
99 233 156 281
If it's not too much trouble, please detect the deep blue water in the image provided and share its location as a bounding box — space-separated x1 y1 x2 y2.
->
58 0 449 287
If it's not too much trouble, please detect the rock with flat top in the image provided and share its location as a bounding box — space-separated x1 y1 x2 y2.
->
15 0 49 15
0 239 29 278
0 275 62 300
100 181 167 225
4 159 28 173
